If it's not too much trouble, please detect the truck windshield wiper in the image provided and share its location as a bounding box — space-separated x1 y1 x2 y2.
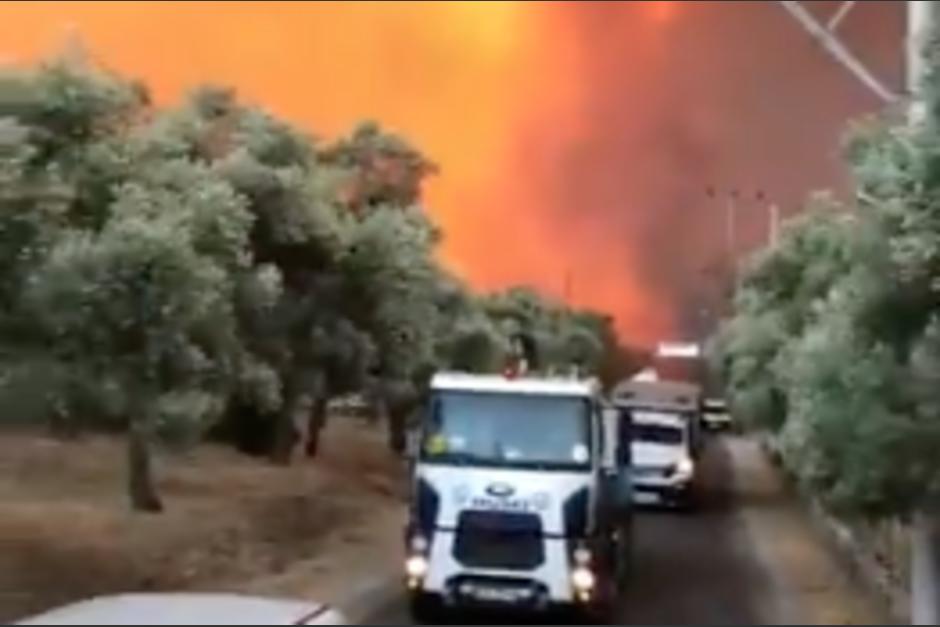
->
432 451 489 466
425 451 587 471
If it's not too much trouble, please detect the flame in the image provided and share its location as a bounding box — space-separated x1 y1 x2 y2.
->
645 1 679 24
0 1 901 346
0 1 669 343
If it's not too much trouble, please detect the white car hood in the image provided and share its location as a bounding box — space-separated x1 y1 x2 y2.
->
632 441 685 468
16 593 346 625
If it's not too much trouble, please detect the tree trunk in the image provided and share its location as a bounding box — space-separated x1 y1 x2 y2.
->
304 396 329 458
127 423 163 513
49 411 80 440
271 393 299 465
912 511 940 624
362 378 384 426
387 402 409 456
370 393 387 427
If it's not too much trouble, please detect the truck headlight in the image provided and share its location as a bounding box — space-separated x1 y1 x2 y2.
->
405 555 429 579
571 566 596 592
674 457 695 481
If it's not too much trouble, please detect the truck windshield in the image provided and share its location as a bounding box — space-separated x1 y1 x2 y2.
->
422 391 593 471
633 423 684 445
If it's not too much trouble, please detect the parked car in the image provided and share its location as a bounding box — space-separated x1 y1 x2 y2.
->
16 593 347 625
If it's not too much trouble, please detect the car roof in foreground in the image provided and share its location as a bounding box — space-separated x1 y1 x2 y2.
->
16 593 343 626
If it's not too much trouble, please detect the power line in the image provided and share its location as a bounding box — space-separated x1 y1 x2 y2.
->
777 0 900 103
827 0 857 32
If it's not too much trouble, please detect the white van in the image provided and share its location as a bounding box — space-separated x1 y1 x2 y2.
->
628 408 696 508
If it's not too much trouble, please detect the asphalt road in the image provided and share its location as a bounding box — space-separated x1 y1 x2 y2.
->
361 437 790 625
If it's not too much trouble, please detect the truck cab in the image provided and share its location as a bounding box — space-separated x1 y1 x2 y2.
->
404 372 631 620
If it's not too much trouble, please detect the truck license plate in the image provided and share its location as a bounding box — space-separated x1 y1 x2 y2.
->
634 491 661 505
472 586 520 603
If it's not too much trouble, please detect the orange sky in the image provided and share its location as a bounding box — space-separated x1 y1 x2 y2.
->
0 1 902 345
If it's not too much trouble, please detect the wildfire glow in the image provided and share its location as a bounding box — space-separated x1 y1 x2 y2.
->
0 1 902 345
645 1 679 24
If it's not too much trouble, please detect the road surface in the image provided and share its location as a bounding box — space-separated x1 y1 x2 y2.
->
359 437 884 625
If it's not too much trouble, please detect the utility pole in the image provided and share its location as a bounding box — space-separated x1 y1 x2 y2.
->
769 203 781 248
755 189 781 248
909 1 935 123
708 186 739 268
707 185 744 301
726 190 739 267
908 16 940 627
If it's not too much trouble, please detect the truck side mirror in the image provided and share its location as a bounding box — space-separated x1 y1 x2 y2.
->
613 470 633 511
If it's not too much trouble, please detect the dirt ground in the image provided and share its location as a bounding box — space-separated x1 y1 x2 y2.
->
727 437 887 624
0 417 406 623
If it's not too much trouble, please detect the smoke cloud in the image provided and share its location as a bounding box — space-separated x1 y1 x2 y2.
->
0 1 903 345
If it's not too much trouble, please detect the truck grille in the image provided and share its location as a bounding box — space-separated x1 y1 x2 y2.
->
634 465 671 479
453 510 545 570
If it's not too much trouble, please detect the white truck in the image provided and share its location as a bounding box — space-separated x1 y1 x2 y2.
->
611 379 702 510
404 372 632 621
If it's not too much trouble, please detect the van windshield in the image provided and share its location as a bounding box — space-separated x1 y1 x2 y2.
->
633 423 684 445
630 409 686 445
422 391 593 471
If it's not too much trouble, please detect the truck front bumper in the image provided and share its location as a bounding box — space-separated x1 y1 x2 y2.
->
633 479 694 507
412 531 579 608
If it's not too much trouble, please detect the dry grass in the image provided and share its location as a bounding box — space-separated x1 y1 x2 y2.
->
0 417 406 622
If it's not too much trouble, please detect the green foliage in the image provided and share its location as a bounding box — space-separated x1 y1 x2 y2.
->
0 59 628 506
320 121 436 213
719 50 940 518
781 297 922 517
21 156 251 432
475 287 620 378
719 204 855 431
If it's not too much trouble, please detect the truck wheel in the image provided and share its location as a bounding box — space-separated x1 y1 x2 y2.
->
580 573 618 624
408 593 440 624
617 545 633 586
577 598 615 624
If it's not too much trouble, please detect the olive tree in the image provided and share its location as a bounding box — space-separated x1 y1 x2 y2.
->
21 161 251 511
719 29 940 621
